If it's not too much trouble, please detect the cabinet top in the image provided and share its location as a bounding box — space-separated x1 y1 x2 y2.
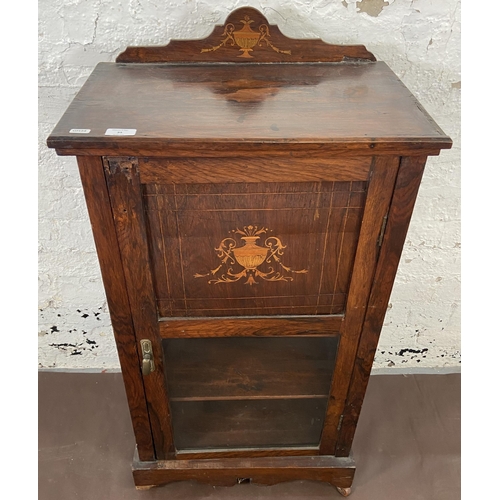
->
47 7 451 157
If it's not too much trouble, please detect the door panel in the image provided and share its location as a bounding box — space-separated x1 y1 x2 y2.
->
142 180 367 317
103 155 400 458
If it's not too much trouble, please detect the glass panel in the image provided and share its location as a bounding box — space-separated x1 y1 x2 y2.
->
170 399 329 449
163 336 339 450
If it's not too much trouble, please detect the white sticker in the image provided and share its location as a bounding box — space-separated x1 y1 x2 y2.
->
69 128 91 134
105 128 137 136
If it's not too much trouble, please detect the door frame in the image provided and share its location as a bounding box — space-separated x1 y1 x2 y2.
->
99 154 403 459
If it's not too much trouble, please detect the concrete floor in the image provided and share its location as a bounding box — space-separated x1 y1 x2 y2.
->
38 372 460 499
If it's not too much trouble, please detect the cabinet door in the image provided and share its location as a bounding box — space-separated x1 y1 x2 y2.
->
102 155 400 458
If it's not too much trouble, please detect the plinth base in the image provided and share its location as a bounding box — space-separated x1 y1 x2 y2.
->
132 448 355 495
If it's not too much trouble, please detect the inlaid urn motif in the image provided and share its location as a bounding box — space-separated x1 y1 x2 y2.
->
194 225 307 286
201 15 291 59
232 16 261 58
232 235 268 269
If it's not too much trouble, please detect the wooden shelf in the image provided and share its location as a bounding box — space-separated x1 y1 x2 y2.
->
163 336 339 401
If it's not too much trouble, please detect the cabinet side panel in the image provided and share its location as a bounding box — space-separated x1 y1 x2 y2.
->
104 157 175 459
319 156 400 454
76 156 155 461
335 155 428 456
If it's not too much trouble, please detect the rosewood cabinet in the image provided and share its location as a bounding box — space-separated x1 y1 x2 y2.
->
47 8 451 496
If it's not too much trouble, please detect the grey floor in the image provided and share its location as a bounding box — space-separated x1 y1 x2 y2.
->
38 372 460 499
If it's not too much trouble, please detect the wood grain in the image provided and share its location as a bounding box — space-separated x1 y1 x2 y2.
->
335 156 428 457
53 142 448 158
104 157 174 459
47 62 452 157
143 180 365 318
132 449 355 489
117 7 375 64
319 156 400 454
76 156 155 462
139 157 372 184
158 315 343 338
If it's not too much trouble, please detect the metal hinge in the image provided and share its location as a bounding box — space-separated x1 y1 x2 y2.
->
337 414 344 431
377 214 389 247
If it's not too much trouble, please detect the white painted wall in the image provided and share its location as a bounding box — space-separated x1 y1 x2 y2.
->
38 0 460 371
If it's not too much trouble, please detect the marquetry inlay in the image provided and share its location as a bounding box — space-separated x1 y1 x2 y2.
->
201 15 291 58
194 225 307 286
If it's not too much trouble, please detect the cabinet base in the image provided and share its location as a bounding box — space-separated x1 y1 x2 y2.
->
132 448 355 492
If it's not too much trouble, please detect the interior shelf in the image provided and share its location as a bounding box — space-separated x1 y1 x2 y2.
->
163 336 339 401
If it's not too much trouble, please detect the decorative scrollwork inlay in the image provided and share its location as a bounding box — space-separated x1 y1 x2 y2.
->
201 15 291 58
194 225 307 286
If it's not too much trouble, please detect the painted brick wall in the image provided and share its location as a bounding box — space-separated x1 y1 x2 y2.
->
38 0 461 371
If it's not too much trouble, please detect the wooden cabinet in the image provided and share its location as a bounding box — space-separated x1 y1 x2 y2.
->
47 8 451 496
